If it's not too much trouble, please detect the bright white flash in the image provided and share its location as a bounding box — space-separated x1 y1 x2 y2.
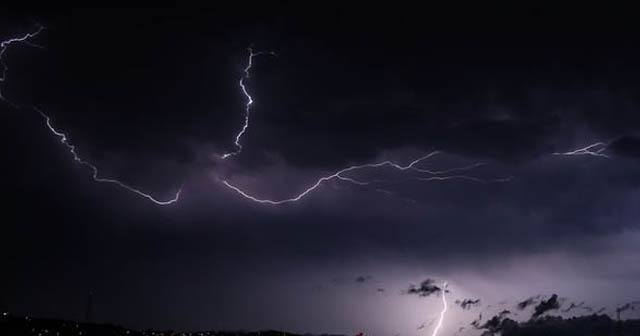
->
552 142 609 158
431 282 448 336
1 27 180 206
221 47 276 159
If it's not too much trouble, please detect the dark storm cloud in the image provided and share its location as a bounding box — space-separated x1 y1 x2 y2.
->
532 294 561 319
499 310 512 318
616 301 640 317
179 10 640 171
9 7 640 182
610 135 640 160
500 315 640 336
478 316 504 335
562 301 593 313
517 296 541 310
355 275 372 283
455 298 481 310
6 8 640 240
473 310 517 336
248 85 565 170
264 87 640 172
470 314 483 329
240 30 640 170
405 279 443 297
5 7 640 333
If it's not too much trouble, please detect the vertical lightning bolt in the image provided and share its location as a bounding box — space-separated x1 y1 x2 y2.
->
431 282 448 336
221 47 276 159
1 27 181 205
552 142 610 158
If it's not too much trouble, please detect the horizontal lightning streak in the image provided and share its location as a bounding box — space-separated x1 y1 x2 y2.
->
221 152 512 205
337 173 514 186
552 142 609 158
416 175 513 184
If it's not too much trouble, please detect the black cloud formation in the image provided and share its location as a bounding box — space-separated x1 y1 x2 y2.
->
610 135 640 160
455 298 481 310
616 301 640 318
470 314 483 329
355 275 372 283
501 315 640 336
474 312 517 336
532 294 561 319
562 301 593 313
18 6 640 173
517 296 541 310
499 310 512 319
4 7 640 331
405 279 443 297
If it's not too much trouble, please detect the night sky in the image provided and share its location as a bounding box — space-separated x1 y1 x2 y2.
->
2 5 640 336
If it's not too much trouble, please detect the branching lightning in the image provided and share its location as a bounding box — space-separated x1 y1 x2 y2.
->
221 153 513 205
3 27 511 207
431 281 448 336
217 49 515 205
221 47 276 159
1 26 181 205
552 142 610 158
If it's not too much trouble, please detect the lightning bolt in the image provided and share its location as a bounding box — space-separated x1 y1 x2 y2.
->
2 27 512 206
431 282 448 336
552 142 610 158
216 49 513 204
221 47 276 159
3 28 509 207
1 26 181 205
221 153 513 205
0 24 44 105
39 109 182 205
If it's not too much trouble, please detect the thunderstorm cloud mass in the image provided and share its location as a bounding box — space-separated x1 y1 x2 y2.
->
2 4 640 336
